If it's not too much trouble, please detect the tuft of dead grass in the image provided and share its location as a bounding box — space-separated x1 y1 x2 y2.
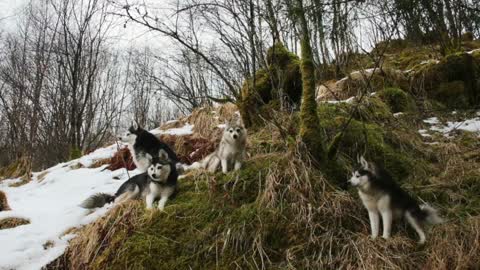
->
159 119 187 130
160 134 217 164
0 157 32 185
46 201 146 270
89 159 112 169
69 163 84 170
105 147 136 171
424 217 480 269
187 103 238 138
0 217 30 230
0 190 10 211
37 170 50 182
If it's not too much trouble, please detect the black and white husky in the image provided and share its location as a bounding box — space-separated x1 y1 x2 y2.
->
187 118 247 173
348 156 443 244
81 150 178 211
119 123 179 171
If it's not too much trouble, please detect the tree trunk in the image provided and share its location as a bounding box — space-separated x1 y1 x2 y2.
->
294 0 325 162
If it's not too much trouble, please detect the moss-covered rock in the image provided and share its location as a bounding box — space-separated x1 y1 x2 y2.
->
317 96 393 123
239 43 302 127
378 87 416 113
437 80 469 107
413 52 480 107
318 104 412 181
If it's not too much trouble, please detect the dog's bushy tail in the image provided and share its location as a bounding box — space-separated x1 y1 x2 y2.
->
420 204 444 225
80 193 115 209
184 162 202 171
176 163 187 175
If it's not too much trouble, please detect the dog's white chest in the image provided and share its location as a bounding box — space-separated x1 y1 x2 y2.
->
358 190 379 211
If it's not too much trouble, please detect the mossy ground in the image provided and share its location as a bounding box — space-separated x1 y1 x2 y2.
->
48 96 480 269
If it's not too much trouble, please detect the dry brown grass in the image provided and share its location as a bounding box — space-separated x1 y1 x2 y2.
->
159 118 188 130
37 170 50 182
46 146 480 269
89 158 112 169
0 157 32 185
47 201 145 270
187 103 238 138
103 147 136 171
424 217 480 269
69 163 84 170
46 108 480 269
161 134 216 164
0 191 10 211
0 217 30 230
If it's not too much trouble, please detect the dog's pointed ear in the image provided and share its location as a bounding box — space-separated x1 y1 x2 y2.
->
146 153 153 162
359 156 369 170
158 149 169 161
235 115 244 127
131 121 139 131
224 119 230 128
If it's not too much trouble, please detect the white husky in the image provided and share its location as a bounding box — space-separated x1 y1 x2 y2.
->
348 156 443 244
188 118 247 173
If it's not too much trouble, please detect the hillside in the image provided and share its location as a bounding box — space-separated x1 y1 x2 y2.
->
2 43 480 270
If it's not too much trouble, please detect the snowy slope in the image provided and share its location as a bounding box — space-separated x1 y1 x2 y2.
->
0 124 194 270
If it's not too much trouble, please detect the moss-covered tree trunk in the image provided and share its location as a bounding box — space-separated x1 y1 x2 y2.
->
295 0 325 162
294 0 346 185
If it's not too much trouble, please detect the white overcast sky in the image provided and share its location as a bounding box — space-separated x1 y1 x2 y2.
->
0 0 180 52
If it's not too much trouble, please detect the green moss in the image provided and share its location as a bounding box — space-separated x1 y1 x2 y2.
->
81 154 290 270
317 96 392 123
378 87 416 113
355 96 393 121
437 81 468 107
319 113 413 181
239 43 302 127
414 52 480 107
69 146 82 160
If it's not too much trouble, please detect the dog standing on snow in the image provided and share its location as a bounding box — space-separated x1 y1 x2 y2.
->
188 118 247 173
348 156 443 244
81 150 178 211
119 123 179 172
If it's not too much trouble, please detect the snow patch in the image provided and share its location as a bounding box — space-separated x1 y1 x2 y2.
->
423 117 440 125
467 48 480 55
324 96 356 104
78 145 118 167
0 155 139 269
420 59 440 65
418 129 432 138
422 114 480 137
165 119 179 124
150 124 194 136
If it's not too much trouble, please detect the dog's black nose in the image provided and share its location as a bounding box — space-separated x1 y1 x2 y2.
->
233 134 238 139
152 174 157 178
